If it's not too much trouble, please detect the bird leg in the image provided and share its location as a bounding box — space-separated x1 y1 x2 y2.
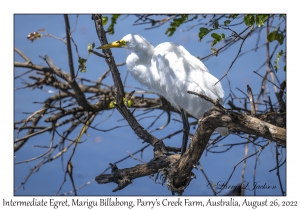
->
180 108 190 156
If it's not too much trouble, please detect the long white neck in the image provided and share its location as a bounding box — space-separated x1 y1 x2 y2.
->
126 41 155 88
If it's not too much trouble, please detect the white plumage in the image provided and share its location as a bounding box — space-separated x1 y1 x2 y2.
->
98 34 228 136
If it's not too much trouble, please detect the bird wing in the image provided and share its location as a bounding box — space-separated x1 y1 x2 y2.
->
150 42 224 118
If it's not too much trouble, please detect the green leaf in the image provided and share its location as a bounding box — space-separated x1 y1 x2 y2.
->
211 33 225 46
102 16 108 26
244 15 255 26
78 57 86 63
211 33 221 41
87 42 95 55
198 27 211 42
267 30 284 45
108 101 116 108
224 20 231 26
229 14 239 19
127 99 132 107
78 57 87 73
166 14 189 36
256 14 269 27
213 21 219 29
267 31 277 42
107 14 121 35
123 97 133 107
211 40 218 47
274 50 283 72
165 28 176 37
276 33 284 45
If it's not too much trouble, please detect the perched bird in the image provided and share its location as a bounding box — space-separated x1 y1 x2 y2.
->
98 34 228 155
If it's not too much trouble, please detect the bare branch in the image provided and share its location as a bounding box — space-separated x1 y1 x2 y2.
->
95 155 179 192
14 48 31 63
247 85 256 116
275 81 286 111
216 26 254 85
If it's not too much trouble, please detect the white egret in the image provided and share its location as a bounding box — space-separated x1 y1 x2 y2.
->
98 34 228 155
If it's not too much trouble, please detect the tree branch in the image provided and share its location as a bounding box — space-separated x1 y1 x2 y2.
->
92 14 166 153
170 105 285 193
95 155 180 192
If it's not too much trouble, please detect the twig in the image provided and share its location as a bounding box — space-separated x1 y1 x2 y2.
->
14 48 31 63
247 85 256 116
64 15 75 79
275 143 285 195
187 90 218 105
201 26 250 61
216 26 254 85
90 49 109 59
275 81 286 111
253 71 281 91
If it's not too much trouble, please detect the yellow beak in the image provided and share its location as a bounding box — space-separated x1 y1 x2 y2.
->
97 40 124 49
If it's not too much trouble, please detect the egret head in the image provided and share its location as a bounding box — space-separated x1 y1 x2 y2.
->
97 34 153 52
